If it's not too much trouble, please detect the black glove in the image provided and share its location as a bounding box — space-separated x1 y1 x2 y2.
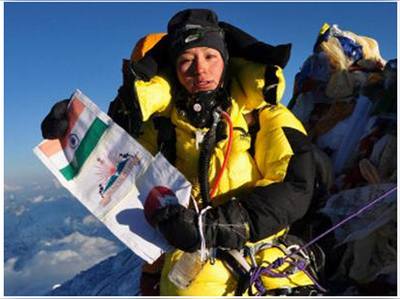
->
152 204 200 252
152 200 251 252
219 21 292 68
41 99 70 139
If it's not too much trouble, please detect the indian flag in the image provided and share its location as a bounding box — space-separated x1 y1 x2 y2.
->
37 95 108 181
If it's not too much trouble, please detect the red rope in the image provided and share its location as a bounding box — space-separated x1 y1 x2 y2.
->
210 111 233 198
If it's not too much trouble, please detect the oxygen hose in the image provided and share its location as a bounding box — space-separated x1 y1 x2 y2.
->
198 110 220 207
197 109 234 265
198 110 233 206
210 111 233 199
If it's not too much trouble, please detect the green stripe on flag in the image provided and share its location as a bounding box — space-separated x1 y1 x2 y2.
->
60 118 108 180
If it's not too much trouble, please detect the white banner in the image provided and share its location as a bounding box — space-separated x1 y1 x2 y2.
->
34 89 191 263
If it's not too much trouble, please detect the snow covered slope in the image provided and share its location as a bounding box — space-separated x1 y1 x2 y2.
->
47 248 143 296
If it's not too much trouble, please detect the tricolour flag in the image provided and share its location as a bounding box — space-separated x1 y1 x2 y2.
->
38 95 108 181
34 90 192 263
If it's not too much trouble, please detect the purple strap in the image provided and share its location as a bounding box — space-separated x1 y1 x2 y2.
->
248 185 397 296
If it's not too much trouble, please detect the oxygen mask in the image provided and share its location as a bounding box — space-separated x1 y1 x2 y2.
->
184 89 230 128
185 90 219 128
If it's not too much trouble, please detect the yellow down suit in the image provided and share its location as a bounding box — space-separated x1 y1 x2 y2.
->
109 51 317 296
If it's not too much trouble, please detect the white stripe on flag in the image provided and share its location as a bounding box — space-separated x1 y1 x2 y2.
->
62 103 97 164
48 149 70 170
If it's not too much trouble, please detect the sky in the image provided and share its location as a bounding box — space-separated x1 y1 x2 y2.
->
3 2 398 185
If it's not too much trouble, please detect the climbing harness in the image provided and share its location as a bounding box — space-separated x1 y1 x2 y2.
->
242 185 398 296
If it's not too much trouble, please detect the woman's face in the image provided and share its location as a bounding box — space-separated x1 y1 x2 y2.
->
176 47 225 94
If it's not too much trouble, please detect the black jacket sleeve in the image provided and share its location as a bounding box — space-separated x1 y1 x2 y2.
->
240 127 316 242
152 199 251 252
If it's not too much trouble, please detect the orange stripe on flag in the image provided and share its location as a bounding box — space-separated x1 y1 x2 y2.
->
60 97 86 149
68 96 86 129
38 139 63 157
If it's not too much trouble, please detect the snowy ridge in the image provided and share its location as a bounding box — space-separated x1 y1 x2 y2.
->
47 248 143 296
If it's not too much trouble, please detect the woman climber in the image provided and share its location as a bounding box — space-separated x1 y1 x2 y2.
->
41 8 324 296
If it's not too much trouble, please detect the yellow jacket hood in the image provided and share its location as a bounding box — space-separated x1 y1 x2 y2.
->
134 57 286 121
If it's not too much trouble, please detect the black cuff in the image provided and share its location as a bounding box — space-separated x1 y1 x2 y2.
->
204 200 250 249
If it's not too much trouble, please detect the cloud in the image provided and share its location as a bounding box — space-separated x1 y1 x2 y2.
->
4 184 22 191
31 195 46 203
29 194 56 204
4 232 119 296
15 205 28 217
82 215 99 225
32 184 43 191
